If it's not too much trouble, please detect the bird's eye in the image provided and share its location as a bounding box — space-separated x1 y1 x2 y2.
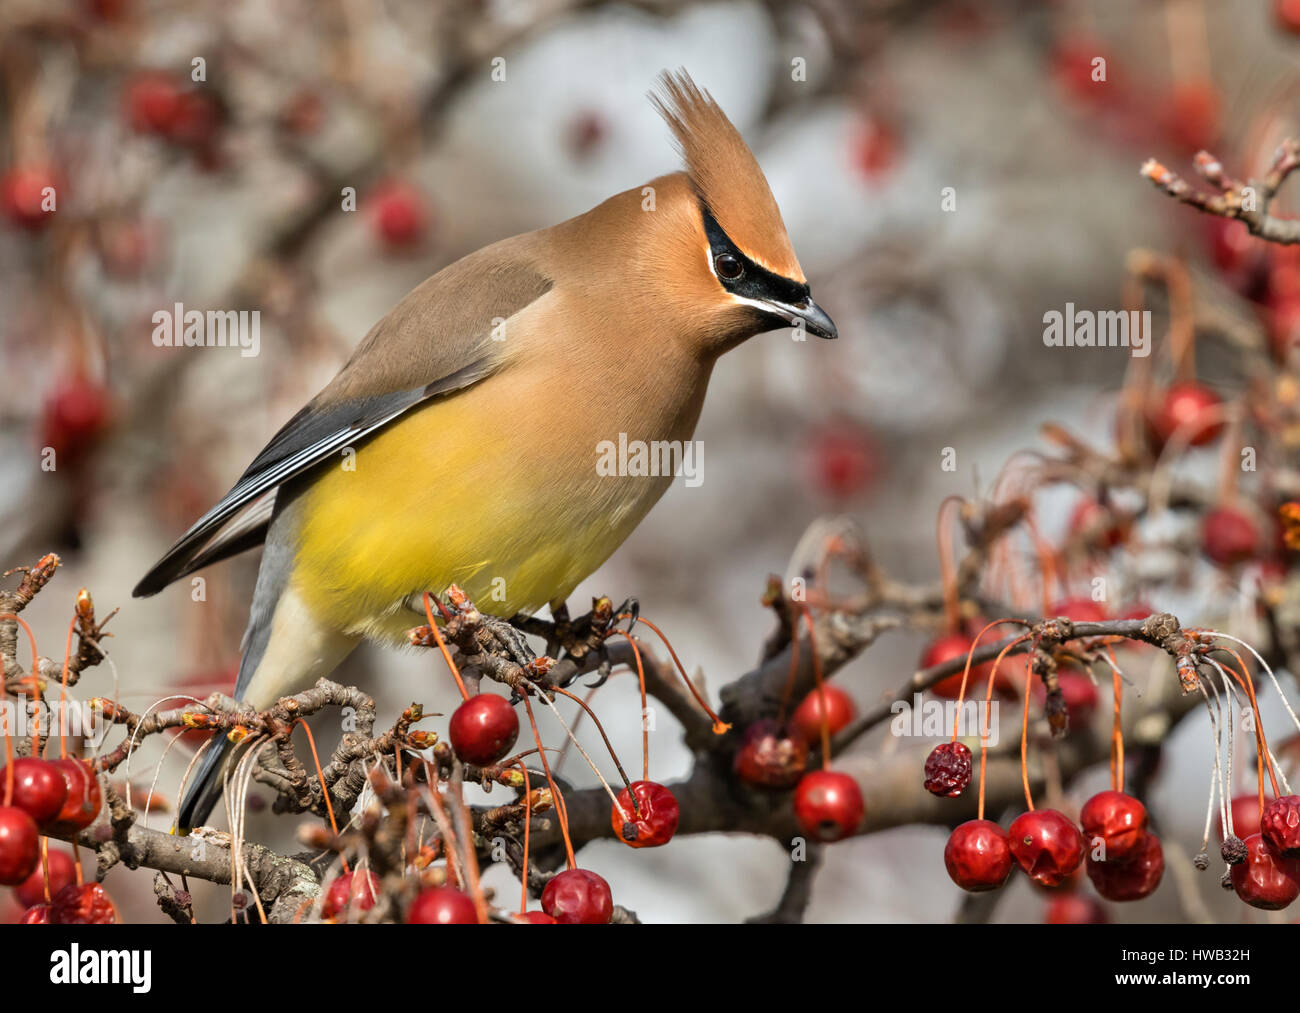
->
714 253 743 281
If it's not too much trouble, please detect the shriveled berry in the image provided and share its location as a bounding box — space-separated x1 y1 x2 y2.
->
20 904 52 924
51 882 118 924
1261 795 1300 857
1080 790 1149 863
1008 809 1085 888
1086 832 1164 902
610 780 679 848
541 869 612 924
1230 834 1300 910
944 819 1012 892
1222 835 1249 865
733 719 807 788
924 741 972 798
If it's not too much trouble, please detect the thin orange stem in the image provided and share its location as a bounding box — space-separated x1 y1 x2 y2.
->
776 619 802 723
291 719 348 874
622 615 730 734
949 619 1030 740
58 616 75 760
551 685 633 790
1021 644 1036 812
516 761 532 914
0 612 41 799
978 635 1031 821
423 592 469 702
604 630 649 781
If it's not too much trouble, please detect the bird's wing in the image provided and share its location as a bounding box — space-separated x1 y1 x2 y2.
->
133 241 552 597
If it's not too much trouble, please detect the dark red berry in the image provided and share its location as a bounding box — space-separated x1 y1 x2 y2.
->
1230 833 1300 910
1045 892 1108 924
1049 597 1109 624
1068 498 1129 550
0 806 40 886
1147 382 1223 449
19 904 51 924
47 759 101 836
406 886 478 924
50 882 118 924
1220 793 1271 841
733 719 807 788
807 421 878 499
322 869 381 921
791 685 856 743
40 374 110 466
1261 795 1300 858
1165 81 1219 154
1 165 60 230
793 770 863 842
124 72 184 135
1202 507 1260 566
0 758 69 828
1057 672 1100 723
944 819 1012 892
448 694 518 767
1080 790 1149 864
920 632 1007 699
924 741 972 798
541 869 612 924
1008 809 1085 888
1275 0 1300 34
1086 832 1164 902
610 781 679 848
14 848 76 908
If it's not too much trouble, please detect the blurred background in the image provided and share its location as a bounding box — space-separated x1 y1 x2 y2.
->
2 0 1300 923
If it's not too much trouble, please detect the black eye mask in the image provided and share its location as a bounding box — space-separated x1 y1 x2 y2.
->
699 202 810 308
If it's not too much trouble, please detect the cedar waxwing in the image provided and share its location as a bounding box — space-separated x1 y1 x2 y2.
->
134 69 837 831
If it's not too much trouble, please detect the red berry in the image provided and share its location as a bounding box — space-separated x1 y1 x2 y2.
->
610 780 679 848
369 179 430 250
167 91 220 149
517 910 556 923
733 719 807 788
565 109 608 160
920 632 1011 699
1056 672 1100 724
40 374 110 465
406 886 478 924
1086 831 1164 902
124 72 184 135
0 806 40 886
47 758 102 836
1230 833 1300 910
793 770 863 843
924 741 972 798
1166 81 1219 153
1261 795 1300 857
1202 506 1260 566
14 848 76 908
944 819 1012 892
50 882 118 924
1045 892 1108 924
1270 296 1300 359
448 694 518 767
541 869 613 924
1068 497 1129 551
1008 809 1085 888
1050 40 1117 107
807 421 878 499
790 686 856 743
1146 382 1223 449
19 903 52 924
0 758 69 828
321 869 381 921
1220 793 1271 842
851 117 899 180
1 165 60 230
1276 0 1300 34
1080 790 1149 863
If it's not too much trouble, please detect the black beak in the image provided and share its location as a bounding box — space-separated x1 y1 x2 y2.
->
765 296 837 340
797 297 838 340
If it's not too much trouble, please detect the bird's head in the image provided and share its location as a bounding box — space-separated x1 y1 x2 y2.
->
648 69 837 352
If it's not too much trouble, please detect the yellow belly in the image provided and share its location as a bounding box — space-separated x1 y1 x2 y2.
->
290 382 676 644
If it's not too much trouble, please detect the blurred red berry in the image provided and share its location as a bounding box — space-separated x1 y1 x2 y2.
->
322 869 380 921
1051 40 1117 106
1275 0 1300 34
1202 506 1260 566
124 72 184 135
566 109 608 160
1146 381 1223 449
851 117 899 180
920 631 1012 699
1 165 60 230
14 849 76 908
807 421 878 500
1049 597 1109 624
790 685 856 743
1067 497 1130 551
369 180 430 250
517 910 556 923
1045 892 1108 923
734 719 807 788
1165 81 1219 153
39 374 110 466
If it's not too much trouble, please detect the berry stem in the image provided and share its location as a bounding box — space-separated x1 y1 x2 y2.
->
423 592 469 702
979 635 1031 821
623 615 730 734
1111 652 1124 794
776 617 802 723
801 610 832 766
516 760 532 914
520 693 575 870
949 618 1029 740
290 718 348 874
605 629 650 780
551 685 634 791
58 615 75 760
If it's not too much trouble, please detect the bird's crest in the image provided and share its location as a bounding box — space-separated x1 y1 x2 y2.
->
650 69 804 283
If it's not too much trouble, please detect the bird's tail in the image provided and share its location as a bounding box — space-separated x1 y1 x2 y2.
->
176 735 238 833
